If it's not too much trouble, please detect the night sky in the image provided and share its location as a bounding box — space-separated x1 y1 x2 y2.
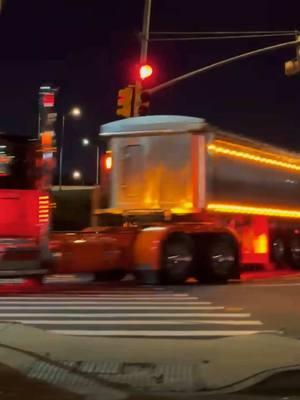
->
0 0 299 183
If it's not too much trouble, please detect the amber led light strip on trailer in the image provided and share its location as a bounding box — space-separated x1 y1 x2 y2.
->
207 140 300 172
207 203 300 219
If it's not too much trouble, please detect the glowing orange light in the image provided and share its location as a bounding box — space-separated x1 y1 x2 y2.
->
207 203 300 219
139 64 153 80
170 207 192 215
208 140 300 173
38 195 49 223
254 234 268 254
105 152 112 170
41 131 54 147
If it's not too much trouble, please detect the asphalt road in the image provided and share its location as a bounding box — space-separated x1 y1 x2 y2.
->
0 271 299 340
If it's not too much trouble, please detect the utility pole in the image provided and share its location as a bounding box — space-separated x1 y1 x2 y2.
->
133 0 152 116
58 115 65 190
96 145 100 185
115 0 152 118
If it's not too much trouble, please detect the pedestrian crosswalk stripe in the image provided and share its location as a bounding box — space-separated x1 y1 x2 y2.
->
0 287 266 339
0 312 252 318
0 305 224 310
0 295 200 300
13 319 263 326
0 301 211 306
49 329 276 337
54 290 180 295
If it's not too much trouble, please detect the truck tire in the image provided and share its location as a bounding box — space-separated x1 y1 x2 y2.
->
199 235 238 283
287 234 300 269
161 233 194 285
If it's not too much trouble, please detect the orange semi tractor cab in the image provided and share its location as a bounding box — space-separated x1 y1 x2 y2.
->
55 115 300 284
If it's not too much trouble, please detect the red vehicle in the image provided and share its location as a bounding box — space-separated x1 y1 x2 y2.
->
0 134 53 280
52 116 300 284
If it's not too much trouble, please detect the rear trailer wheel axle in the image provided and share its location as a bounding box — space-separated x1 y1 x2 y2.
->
197 234 239 283
161 233 194 285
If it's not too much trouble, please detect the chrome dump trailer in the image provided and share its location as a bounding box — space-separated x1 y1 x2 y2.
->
54 115 300 284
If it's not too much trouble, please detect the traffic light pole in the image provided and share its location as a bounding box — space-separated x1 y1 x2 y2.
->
58 115 65 190
133 0 152 116
148 38 300 94
140 0 152 64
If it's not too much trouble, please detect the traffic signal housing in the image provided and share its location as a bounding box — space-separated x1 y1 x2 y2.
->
285 59 300 76
116 86 134 118
137 91 151 116
284 36 300 76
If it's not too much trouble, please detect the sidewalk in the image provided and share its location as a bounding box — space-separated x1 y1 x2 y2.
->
0 322 299 393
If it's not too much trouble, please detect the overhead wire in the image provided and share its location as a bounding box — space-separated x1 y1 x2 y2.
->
150 33 296 42
150 30 298 36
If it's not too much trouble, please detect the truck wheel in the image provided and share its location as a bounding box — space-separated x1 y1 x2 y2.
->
287 235 300 269
200 235 238 283
161 233 194 285
270 237 286 267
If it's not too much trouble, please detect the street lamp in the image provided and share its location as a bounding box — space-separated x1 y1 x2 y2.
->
81 137 90 146
70 107 81 117
72 170 82 181
81 137 100 185
59 107 82 189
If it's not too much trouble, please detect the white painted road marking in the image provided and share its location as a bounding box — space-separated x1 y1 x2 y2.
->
0 305 225 310
53 290 180 295
0 312 252 318
14 319 263 326
0 301 211 305
0 295 200 300
49 329 277 337
0 287 266 338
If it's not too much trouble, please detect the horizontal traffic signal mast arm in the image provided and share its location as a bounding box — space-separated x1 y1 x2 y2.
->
148 38 300 94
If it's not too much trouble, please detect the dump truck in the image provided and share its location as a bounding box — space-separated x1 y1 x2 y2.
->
51 115 300 284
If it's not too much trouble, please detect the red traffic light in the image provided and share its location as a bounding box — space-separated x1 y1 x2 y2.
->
139 64 153 80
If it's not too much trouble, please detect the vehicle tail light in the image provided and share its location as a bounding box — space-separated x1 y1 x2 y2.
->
98 151 112 208
104 151 112 171
38 195 50 223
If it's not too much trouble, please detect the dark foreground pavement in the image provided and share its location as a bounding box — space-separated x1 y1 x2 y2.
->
0 363 82 400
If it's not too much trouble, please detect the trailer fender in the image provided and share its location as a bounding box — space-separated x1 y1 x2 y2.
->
133 227 170 284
